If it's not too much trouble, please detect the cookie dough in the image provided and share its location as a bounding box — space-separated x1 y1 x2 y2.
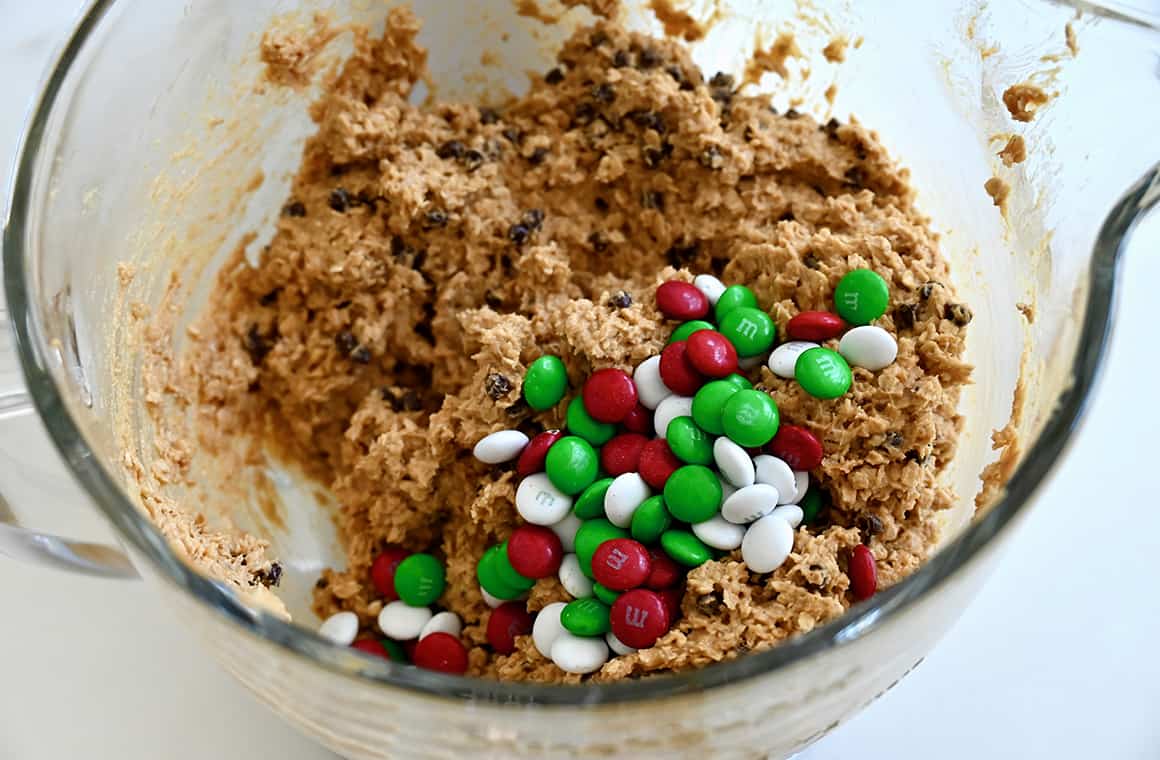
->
187 8 971 682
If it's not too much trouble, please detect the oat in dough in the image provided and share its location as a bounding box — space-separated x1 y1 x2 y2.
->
185 10 972 682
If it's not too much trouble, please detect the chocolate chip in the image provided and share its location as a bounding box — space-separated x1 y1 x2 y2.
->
464 149 485 172
573 102 596 126
594 197 609 212
785 108 801 120
893 303 918 331
638 47 663 69
613 50 631 68
390 236 407 258
258 288 281 306
592 82 616 103
699 145 724 169
709 71 735 89
528 146 549 165
545 67 565 85
509 223 530 245
485 372 513 400
335 330 358 354
642 190 665 211
608 290 633 308
666 243 698 268
857 514 884 541
351 346 372 364
588 231 609 252
919 281 941 300
281 200 306 217
424 209 449 228
854 141 868 160
479 107 501 124
945 303 973 326
803 252 821 269
244 325 273 365
522 209 545 230
630 110 665 133
257 562 283 587
335 300 351 310
590 30 609 47
666 64 686 85
436 140 466 159
885 431 904 448
844 166 866 189
642 144 669 168
328 188 352 212
778 211 796 222
823 117 841 138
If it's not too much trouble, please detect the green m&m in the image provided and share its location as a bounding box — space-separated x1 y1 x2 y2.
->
630 495 672 543
380 638 409 663
566 397 617 446
393 553 446 606
722 373 752 390
714 284 757 322
661 529 713 567
666 416 713 465
692 380 741 435
561 597 611 636
592 582 622 606
574 477 614 519
477 545 525 600
834 269 890 325
663 465 722 523
574 518 629 578
795 347 852 399
721 389 780 448
494 541 536 592
523 355 568 411
799 485 825 524
719 306 776 357
669 319 715 344
545 436 599 495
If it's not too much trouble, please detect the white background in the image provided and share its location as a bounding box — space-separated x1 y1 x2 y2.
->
2 2 1158 758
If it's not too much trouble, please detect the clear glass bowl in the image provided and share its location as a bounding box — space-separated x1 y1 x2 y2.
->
2 0 1158 757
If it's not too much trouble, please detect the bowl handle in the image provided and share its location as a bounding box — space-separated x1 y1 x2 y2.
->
0 305 137 579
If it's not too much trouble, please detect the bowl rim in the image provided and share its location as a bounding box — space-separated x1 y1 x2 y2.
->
2 0 1150 707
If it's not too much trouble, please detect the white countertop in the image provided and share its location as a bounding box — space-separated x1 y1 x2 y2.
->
2 3 1158 758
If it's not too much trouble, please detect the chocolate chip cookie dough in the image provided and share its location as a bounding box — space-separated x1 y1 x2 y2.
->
186 7 971 682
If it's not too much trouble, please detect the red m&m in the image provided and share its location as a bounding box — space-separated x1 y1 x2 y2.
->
638 438 682 489
600 433 649 476
506 525 564 578
656 280 710 321
486 601 535 654
768 424 824 471
592 538 652 590
583 368 638 423
644 548 682 590
610 589 670 649
786 311 846 342
659 341 705 396
621 403 652 434
685 330 739 378
370 547 410 601
517 429 565 477
849 544 878 601
413 632 469 673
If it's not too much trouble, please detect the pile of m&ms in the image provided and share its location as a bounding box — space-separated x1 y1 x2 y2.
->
468 269 897 674
323 268 896 676
318 548 474 674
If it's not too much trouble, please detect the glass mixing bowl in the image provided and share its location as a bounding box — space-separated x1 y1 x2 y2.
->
2 0 1158 756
